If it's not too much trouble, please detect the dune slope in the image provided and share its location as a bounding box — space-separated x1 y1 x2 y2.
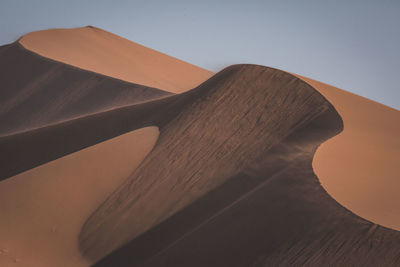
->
77 65 400 266
0 42 170 137
19 26 213 93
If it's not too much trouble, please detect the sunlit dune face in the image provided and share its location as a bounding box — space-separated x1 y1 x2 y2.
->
297 75 400 231
0 127 158 267
19 27 213 93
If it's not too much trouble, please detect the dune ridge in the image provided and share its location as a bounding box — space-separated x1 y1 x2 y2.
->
19 26 213 93
0 42 170 137
77 64 400 266
80 64 334 258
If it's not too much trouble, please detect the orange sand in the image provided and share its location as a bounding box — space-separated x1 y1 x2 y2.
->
7 26 400 262
295 75 400 231
0 127 158 267
19 27 213 93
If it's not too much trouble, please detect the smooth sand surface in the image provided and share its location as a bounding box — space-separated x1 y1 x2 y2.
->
0 127 158 267
19 26 213 93
295 75 400 231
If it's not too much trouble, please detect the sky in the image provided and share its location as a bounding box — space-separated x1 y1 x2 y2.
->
1 0 399 110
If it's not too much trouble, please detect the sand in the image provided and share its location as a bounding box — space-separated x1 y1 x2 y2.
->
2 26 399 266
19 26 213 93
83 65 400 267
295 75 400 230
17 28 400 233
0 127 158 267
80 65 339 261
0 43 170 137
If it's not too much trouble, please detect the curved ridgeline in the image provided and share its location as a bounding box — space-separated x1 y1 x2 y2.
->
94 94 400 267
0 43 171 136
77 64 399 266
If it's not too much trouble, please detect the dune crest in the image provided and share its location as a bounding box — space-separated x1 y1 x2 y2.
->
80 65 341 260
19 26 213 93
0 127 158 267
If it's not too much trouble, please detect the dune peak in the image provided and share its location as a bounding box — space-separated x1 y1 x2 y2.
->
19 26 213 93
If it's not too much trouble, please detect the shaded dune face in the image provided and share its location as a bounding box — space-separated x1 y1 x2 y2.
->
0 43 170 137
84 65 400 266
95 102 400 267
79 64 349 261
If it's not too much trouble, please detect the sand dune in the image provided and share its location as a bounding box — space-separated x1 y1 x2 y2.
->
96 89 399 267
0 127 158 267
78 65 400 267
19 26 213 93
295 75 400 231
80 65 335 260
1 27 399 267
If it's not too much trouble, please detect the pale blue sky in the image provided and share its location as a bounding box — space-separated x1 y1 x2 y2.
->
1 0 399 109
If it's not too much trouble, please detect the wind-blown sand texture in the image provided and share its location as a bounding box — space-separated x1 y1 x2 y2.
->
1 27 399 266
19 26 213 93
80 65 400 267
